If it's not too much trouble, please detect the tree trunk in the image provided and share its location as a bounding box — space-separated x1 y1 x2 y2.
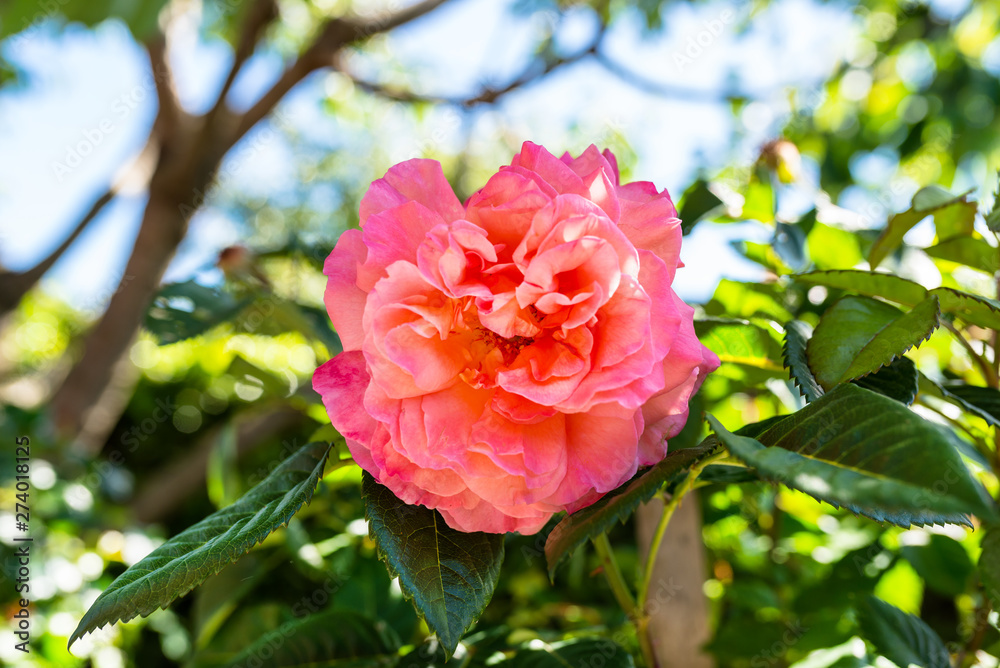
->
51 184 192 438
636 493 713 668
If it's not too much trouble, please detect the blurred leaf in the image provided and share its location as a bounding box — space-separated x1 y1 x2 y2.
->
734 240 790 274
144 280 250 345
226 356 289 398
708 384 997 528
925 237 998 274
499 638 634 668
794 270 927 306
0 0 170 40
806 295 939 390
742 165 775 223
851 356 918 405
807 223 864 270
856 595 950 668
979 529 1000 609
222 609 401 668
772 222 809 271
544 443 719 577
207 423 242 509
678 178 724 234
706 279 792 321
70 442 333 646
694 318 784 371
362 473 505 656
870 187 976 269
192 555 273 651
783 319 824 402
900 534 973 597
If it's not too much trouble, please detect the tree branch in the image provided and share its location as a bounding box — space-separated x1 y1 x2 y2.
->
145 35 184 140
593 47 747 102
207 0 279 121
0 187 116 316
334 34 599 108
232 0 451 142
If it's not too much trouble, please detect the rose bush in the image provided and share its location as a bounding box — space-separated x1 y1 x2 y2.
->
313 142 718 534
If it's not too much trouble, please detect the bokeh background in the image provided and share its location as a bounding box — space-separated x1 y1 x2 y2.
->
3 0 1000 666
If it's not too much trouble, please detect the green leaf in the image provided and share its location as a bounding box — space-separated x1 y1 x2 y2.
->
144 280 250 345
678 178 724 234
870 187 977 269
851 356 918 405
222 609 401 668
708 384 997 528
706 279 792 322
794 270 928 307
544 443 720 577
900 534 973 596
499 638 634 668
694 318 784 371
783 320 824 402
856 595 950 668
928 287 1000 330
362 473 505 656
925 237 999 274
807 223 864 270
979 529 1000 609
806 295 939 390
742 165 775 223
939 383 1000 427
1 0 171 40
70 441 333 646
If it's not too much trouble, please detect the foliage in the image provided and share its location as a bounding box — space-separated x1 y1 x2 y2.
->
7 1 1000 667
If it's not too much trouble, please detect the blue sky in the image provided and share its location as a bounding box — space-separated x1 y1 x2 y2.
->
0 0 866 308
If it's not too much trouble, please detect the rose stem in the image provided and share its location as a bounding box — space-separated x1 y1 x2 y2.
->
591 532 653 667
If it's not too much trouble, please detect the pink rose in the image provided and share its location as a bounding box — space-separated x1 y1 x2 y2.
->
313 142 719 534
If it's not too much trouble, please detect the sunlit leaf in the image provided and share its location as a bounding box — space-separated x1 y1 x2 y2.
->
794 270 928 307
741 165 774 223
694 318 784 371
869 187 976 269
70 442 333 646
928 287 1000 330
807 223 864 271
708 384 997 528
806 295 939 390
925 236 998 274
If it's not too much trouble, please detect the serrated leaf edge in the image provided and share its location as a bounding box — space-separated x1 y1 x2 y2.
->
69 443 332 646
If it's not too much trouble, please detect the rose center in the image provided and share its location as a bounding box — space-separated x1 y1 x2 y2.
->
480 328 534 367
